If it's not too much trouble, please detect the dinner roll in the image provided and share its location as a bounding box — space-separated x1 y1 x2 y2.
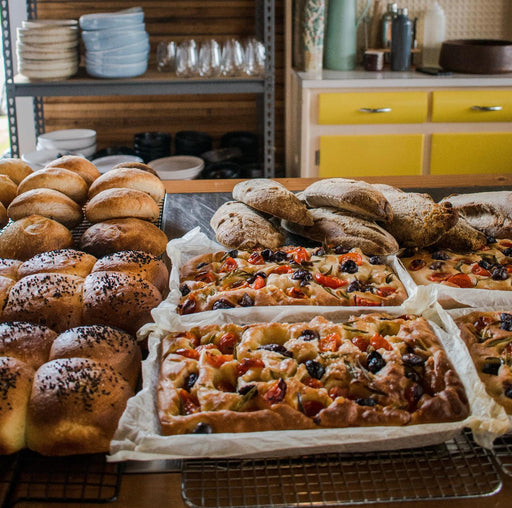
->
44 155 101 187
18 249 97 279
0 174 18 206
92 250 169 293
88 167 165 203
0 321 58 370
0 258 22 280
26 358 133 455
2 273 84 333
112 161 159 177
49 325 141 389
0 356 34 455
0 158 33 184
0 215 74 261
7 188 83 229
83 271 162 335
18 167 89 205
84 188 160 223
80 218 168 257
0 201 7 228
0 275 15 320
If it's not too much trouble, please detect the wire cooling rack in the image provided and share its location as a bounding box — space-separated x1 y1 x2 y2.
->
181 430 502 508
0 451 123 508
492 434 512 477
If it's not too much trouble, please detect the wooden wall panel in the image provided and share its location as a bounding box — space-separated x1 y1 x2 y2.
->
36 0 285 174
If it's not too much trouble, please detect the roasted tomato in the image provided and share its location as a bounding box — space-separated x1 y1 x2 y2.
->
370 333 392 351
319 332 342 352
205 352 233 368
270 265 293 274
328 385 348 400
288 247 311 264
314 272 348 289
471 263 491 277
218 333 237 354
302 377 324 389
375 286 396 297
339 252 363 266
247 252 265 265
301 399 325 417
427 272 452 282
354 295 381 306
236 358 265 377
180 389 200 415
263 378 287 404
175 348 200 360
446 273 473 288
351 336 370 352
219 256 238 272
286 287 307 299
251 275 266 289
195 271 216 283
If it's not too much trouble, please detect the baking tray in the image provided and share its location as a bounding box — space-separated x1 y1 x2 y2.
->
492 434 512 477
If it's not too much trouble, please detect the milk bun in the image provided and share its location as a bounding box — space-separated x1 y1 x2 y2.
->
18 249 97 279
0 201 7 228
0 174 18 206
44 155 101 186
0 158 33 184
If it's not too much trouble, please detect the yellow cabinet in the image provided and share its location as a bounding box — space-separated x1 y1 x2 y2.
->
319 134 424 177
431 132 512 174
318 92 428 125
432 90 512 123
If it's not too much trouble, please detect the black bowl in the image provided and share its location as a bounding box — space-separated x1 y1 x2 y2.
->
175 131 212 156
220 131 260 162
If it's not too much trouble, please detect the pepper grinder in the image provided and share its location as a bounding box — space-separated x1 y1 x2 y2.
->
390 8 413 71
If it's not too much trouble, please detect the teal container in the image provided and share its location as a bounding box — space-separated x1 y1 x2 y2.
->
324 0 371 71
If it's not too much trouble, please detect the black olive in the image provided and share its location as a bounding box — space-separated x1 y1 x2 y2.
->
478 259 493 270
299 279 310 287
504 384 512 399
239 293 254 307
347 280 361 293
257 343 293 357
431 250 450 260
409 383 424 402
500 313 512 331
299 329 319 341
367 351 386 373
429 261 445 270
212 299 235 310
261 249 273 261
228 249 239 258
482 359 501 376
405 367 420 383
238 384 258 397
369 256 382 265
192 422 213 434
305 360 325 380
402 353 425 367
292 268 312 281
356 398 377 407
196 262 208 269
183 373 198 392
504 247 512 257
254 271 267 279
179 284 190 296
492 266 509 280
314 248 326 256
486 236 497 244
340 259 358 273
334 246 350 254
399 248 416 258
272 250 288 262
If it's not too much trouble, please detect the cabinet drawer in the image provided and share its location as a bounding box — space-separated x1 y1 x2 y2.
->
319 134 424 177
318 92 428 125
432 91 512 123
431 132 512 174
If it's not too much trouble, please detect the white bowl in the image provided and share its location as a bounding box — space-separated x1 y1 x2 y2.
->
38 129 97 149
22 19 78 28
79 8 144 31
91 154 143 173
22 149 68 170
19 58 78 72
17 39 79 51
17 28 79 45
37 141 97 158
17 43 78 61
19 61 78 80
149 155 204 179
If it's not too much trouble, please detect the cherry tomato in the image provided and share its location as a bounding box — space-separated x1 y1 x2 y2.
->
175 348 200 360
218 333 237 354
236 358 265 377
194 271 216 283
205 352 233 368
271 265 293 274
252 275 266 290
286 287 306 299
446 273 473 288
219 256 238 272
301 399 325 417
319 332 341 352
351 336 370 352
314 272 348 289
376 286 396 297
370 333 392 351
302 377 324 389
328 386 348 400
339 252 363 266
179 389 200 415
354 295 381 306
247 252 265 265
500 240 512 248
505 264 512 274
409 259 426 271
471 263 491 277
196 344 215 353
427 272 452 282
263 378 287 404
176 331 200 347
289 247 311 264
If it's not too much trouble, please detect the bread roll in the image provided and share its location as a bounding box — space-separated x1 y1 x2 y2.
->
26 358 133 455
18 167 89 205
49 325 141 389
0 158 33 184
0 275 15 320
0 356 34 455
80 218 168 257
0 215 74 261
88 167 165 203
7 188 83 229
112 161 159 177
83 271 162 335
431 217 488 252
44 155 101 187
2 273 84 333
84 188 160 223
92 250 169 293
0 258 22 280
0 174 17 206
0 201 7 228
18 249 97 279
0 321 57 370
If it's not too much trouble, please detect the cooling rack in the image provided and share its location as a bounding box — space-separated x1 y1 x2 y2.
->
492 433 512 478
181 430 502 508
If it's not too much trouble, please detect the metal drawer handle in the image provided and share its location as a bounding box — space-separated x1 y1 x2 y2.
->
359 107 392 113
471 105 503 112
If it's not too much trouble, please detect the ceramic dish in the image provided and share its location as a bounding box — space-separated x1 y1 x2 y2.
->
85 50 148 66
82 31 148 52
37 129 97 149
149 155 204 179
91 154 144 173
85 40 150 57
79 8 144 31
17 45 78 61
22 19 78 28
86 59 148 78
81 23 146 44
21 149 72 170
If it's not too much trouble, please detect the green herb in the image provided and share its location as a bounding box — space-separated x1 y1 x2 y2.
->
233 386 258 411
386 273 394 284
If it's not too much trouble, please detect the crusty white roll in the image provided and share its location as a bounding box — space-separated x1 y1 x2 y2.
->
0 158 33 184
0 258 22 280
0 321 57 370
7 188 83 229
92 250 169 294
0 174 18 207
26 358 133 456
18 167 89 205
49 325 141 389
0 215 74 261
84 188 160 223
2 273 84 333
0 356 34 455
80 218 168 257
83 271 162 335
112 161 160 177
88 167 165 203
44 155 101 187
0 201 7 228
0 275 15 321
18 249 97 279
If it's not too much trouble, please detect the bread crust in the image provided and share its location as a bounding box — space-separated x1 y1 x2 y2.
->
431 217 488 252
111 161 160 177
0 201 7 228
0 174 18 207
18 249 97 279
0 158 33 184
44 155 101 187
0 259 22 280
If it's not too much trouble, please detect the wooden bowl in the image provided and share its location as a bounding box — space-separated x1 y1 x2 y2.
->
439 39 512 74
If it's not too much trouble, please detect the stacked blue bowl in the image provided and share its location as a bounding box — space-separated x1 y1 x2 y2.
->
80 7 149 78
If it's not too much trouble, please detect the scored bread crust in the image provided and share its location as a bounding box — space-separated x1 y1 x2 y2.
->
0 158 33 184
44 155 101 187
232 179 314 226
0 174 18 207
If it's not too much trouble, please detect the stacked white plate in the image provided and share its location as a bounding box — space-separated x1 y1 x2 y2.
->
149 155 205 180
16 19 79 80
80 7 149 78
37 129 97 158
91 154 144 174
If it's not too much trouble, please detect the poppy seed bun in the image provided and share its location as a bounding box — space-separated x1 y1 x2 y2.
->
0 321 57 370
26 358 133 455
0 356 34 455
18 249 97 279
44 155 101 187
2 273 84 333
0 174 18 206
84 188 160 223
80 218 168 257
0 158 33 184
111 161 159 177
0 276 15 320
0 201 7 228
83 271 162 335
0 259 22 280
92 250 169 293
88 167 165 203
0 215 74 261
49 325 141 389
18 167 89 205
7 188 83 229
